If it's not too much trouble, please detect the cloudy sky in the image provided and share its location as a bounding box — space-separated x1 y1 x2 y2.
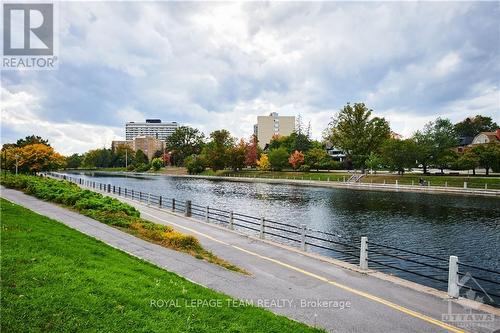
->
1 1 499 155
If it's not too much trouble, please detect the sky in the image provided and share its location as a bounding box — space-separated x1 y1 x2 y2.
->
1 1 499 155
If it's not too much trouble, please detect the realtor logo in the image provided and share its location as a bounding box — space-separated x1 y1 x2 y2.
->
2 2 58 69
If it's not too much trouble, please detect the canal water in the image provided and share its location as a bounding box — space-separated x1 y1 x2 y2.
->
63 171 500 305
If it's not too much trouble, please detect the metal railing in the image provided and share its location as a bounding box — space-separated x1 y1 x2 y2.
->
44 172 500 305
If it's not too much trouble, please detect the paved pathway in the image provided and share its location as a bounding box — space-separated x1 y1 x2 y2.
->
2 187 499 333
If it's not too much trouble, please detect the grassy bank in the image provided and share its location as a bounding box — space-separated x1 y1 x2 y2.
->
0 174 245 273
0 199 324 332
198 170 500 189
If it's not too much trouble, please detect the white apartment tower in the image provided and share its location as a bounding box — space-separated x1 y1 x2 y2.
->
254 112 295 149
125 119 178 141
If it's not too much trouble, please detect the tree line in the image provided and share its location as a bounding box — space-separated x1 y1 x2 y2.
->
1 104 499 175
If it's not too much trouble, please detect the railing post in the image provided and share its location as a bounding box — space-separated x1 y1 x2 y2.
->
360 236 368 270
185 200 192 217
206 206 209 222
447 256 459 298
113 186 115 194
139 192 142 202
260 217 265 239
147 193 151 206
300 224 307 251
107 184 111 193
125 188 127 197
229 211 234 230
118 187 121 196
172 198 176 212
131 190 134 199
159 195 162 207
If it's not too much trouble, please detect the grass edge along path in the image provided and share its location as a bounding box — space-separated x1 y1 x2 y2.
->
0 174 247 275
0 198 325 332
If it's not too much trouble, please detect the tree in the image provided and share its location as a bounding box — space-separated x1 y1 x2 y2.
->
453 151 479 175
83 148 112 168
472 143 500 176
185 155 206 174
305 148 330 171
365 152 382 173
151 157 163 171
454 115 499 138
324 103 390 170
268 147 289 171
2 143 65 173
163 152 171 166
245 135 259 168
268 132 312 154
133 150 148 166
228 139 247 171
202 130 234 171
16 135 50 147
380 139 417 175
256 154 271 171
288 150 304 170
166 126 205 166
65 153 83 169
112 145 134 167
413 118 458 174
435 150 458 174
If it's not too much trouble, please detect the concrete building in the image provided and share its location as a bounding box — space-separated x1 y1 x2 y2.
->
111 136 165 161
125 119 178 141
254 112 295 149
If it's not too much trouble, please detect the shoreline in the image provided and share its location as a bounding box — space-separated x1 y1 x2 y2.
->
65 170 500 198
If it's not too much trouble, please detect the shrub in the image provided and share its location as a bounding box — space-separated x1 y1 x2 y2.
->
298 164 311 172
151 158 163 171
134 163 151 172
185 155 205 174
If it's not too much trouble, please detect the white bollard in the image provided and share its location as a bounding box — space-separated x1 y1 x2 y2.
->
300 224 307 251
464 182 467 189
360 237 368 270
485 183 488 190
447 256 459 298
396 180 398 187
260 217 265 239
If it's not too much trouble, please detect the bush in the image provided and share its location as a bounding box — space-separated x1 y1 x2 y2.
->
268 147 289 171
185 155 205 174
151 158 163 171
134 163 151 172
298 164 310 172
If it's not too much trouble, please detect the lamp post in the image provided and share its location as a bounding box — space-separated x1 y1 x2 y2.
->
15 154 19 175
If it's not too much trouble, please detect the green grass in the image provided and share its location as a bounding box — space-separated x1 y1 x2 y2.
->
0 174 246 273
361 174 500 189
0 198 324 333
198 169 500 189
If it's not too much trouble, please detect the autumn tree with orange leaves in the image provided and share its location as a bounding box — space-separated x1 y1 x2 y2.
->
288 150 304 170
1 139 65 173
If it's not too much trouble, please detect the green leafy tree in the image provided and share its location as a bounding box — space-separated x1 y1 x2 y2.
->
65 153 83 169
471 143 500 176
268 147 289 171
454 115 499 138
453 151 479 175
16 135 50 147
133 150 149 166
185 155 206 174
324 102 390 170
166 126 205 166
151 157 163 171
202 130 234 171
305 148 330 171
83 148 113 168
112 145 134 167
381 139 417 175
413 118 457 174
365 152 382 173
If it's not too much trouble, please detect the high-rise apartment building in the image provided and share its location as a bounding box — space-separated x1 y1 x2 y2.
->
125 119 178 141
254 112 295 149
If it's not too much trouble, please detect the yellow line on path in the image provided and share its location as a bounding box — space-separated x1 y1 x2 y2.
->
142 210 464 333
